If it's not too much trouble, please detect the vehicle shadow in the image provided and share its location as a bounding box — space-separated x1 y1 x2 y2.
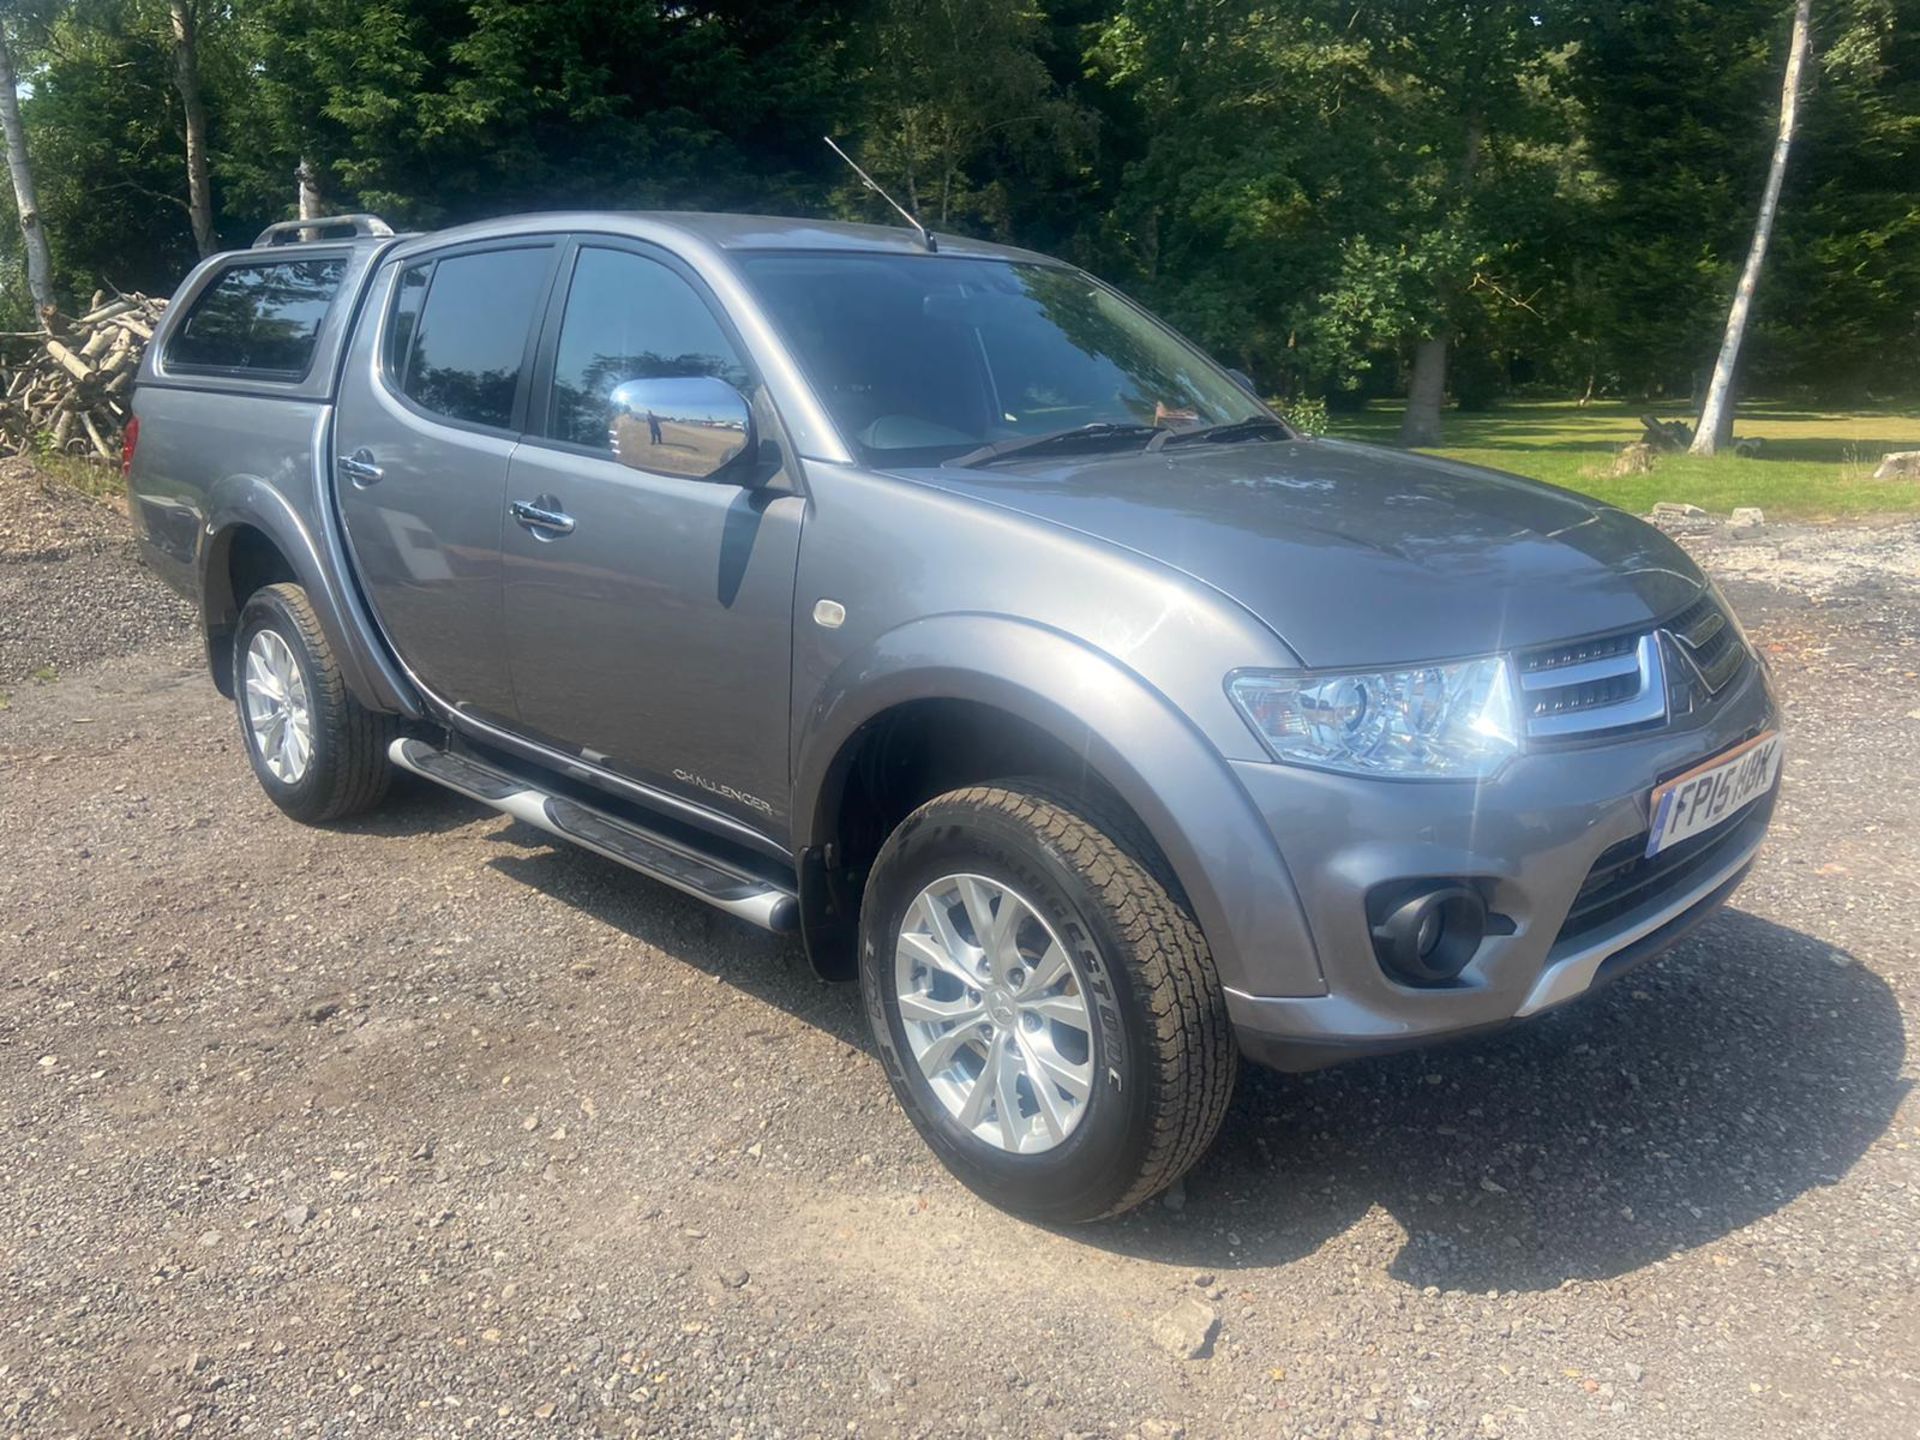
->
1083 909 1907 1291
395 805 1906 1294
327 771 520 841
478 825 870 1051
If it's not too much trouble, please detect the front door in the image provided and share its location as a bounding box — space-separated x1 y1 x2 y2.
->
334 240 559 727
501 241 803 837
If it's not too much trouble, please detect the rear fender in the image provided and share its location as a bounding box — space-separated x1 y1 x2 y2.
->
201 467 418 717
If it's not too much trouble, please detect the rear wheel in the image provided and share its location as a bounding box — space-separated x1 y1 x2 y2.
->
859 781 1237 1222
233 583 397 823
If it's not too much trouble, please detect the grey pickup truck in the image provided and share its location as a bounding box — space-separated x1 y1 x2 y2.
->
128 211 1782 1221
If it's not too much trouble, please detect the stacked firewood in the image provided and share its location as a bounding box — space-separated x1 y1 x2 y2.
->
0 292 167 461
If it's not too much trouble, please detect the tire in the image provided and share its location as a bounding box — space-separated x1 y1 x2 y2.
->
859 781 1237 1223
232 582 397 823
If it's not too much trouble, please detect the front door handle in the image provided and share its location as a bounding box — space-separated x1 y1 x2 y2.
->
510 497 575 537
339 449 384 486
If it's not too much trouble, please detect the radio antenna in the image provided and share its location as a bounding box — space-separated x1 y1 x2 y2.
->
824 136 937 253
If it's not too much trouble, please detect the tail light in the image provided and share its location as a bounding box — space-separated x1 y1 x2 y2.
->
121 415 140 478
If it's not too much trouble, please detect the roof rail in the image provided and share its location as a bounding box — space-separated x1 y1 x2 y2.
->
253 214 396 248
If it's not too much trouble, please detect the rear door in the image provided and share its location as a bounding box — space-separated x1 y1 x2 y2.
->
333 239 560 727
499 238 804 835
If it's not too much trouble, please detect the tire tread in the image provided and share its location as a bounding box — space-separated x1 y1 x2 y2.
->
241 583 396 822
905 780 1237 1218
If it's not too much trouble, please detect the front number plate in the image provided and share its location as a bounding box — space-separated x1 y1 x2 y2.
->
1646 730 1782 858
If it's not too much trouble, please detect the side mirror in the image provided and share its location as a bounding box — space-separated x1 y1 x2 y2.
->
608 376 756 482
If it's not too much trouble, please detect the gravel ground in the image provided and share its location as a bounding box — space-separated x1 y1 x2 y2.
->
0 459 192 690
1 480 1915 1439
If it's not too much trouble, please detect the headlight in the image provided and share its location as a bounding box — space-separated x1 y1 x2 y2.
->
1228 656 1519 779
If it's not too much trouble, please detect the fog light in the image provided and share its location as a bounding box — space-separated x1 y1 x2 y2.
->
1370 882 1488 986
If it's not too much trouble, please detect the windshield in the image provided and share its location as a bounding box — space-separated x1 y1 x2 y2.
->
737 253 1270 466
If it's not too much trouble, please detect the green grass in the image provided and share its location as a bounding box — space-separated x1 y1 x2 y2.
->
1328 399 1920 519
34 451 125 502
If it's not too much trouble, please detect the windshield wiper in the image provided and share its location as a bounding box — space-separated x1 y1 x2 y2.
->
944 422 1165 469
1146 417 1293 451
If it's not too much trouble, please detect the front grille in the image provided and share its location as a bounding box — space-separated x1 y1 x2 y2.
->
1556 785 1775 946
1517 591 1751 741
1521 631 1637 676
1666 594 1747 696
1533 670 1640 717
1517 629 1666 739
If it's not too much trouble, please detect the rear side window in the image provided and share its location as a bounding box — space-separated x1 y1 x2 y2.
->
384 264 429 386
167 259 345 376
393 247 551 430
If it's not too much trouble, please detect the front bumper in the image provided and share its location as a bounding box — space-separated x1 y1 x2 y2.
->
1222 658 1780 1071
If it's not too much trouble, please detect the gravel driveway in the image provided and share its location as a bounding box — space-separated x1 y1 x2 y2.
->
1 475 1915 1438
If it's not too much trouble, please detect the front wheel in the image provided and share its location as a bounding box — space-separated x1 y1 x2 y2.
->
233 583 397 823
859 782 1237 1222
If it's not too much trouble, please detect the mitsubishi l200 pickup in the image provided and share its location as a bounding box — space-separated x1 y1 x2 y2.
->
127 211 1782 1221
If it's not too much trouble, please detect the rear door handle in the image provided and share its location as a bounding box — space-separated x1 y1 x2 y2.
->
510 497 575 537
338 449 383 486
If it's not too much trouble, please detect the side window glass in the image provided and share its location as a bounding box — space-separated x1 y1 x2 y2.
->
548 247 752 452
167 258 345 376
400 247 551 429
384 263 429 389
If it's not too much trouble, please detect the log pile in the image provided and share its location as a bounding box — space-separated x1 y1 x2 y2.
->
0 292 167 462
1639 414 1696 452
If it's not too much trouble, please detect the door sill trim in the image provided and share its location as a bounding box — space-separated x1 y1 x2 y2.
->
390 739 798 932
438 704 792 866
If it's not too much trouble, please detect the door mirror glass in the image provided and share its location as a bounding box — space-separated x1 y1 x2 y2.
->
608 376 756 482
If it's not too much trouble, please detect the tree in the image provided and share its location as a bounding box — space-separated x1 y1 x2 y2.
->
222 0 858 228
1776 0 1920 398
1692 0 1815 455
0 13 54 323
168 0 215 255
848 0 1091 236
1342 3 1572 448
0 0 1910 418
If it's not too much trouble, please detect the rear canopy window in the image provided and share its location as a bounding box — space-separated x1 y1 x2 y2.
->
167 259 345 376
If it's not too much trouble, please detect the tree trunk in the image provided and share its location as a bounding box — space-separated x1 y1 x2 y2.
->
294 158 323 241
0 24 55 327
1397 114 1484 449
297 159 323 222
1691 0 1813 457
170 1 217 257
1399 335 1450 447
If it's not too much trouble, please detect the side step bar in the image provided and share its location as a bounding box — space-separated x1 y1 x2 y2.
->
388 738 798 933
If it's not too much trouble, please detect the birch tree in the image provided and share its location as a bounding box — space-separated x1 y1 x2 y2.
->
0 15 54 325
1691 0 1815 456
168 0 216 256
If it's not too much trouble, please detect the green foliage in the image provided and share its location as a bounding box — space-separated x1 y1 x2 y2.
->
846 0 1092 238
0 0 1912 417
1283 395 1329 436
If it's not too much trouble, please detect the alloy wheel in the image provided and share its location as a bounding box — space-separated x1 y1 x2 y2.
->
243 629 314 784
893 873 1096 1154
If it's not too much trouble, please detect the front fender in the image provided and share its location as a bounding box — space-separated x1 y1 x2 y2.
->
793 613 1325 997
